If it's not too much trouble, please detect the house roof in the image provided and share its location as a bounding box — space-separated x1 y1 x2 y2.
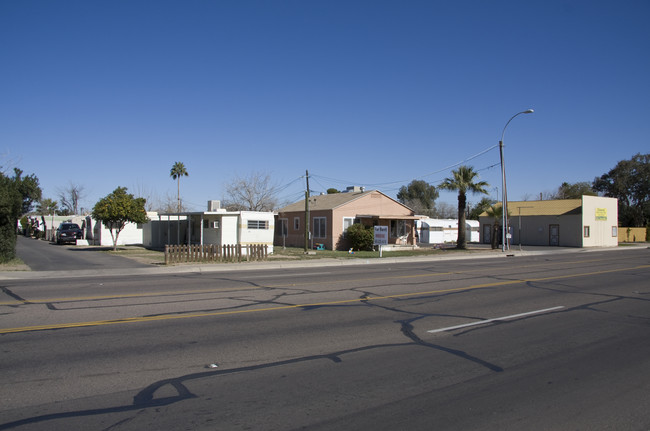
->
480 199 582 217
278 190 400 213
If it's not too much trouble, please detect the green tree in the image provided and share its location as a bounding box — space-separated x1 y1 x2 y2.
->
593 153 650 227
553 181 596 199
468 197 495 220
397 180 439 215
92 187 149 251
13 168 42 215
345 223 374 251
439 166 489 249
326 188 340 194
0 169 42 262
170 162 189 212
37 198 58 215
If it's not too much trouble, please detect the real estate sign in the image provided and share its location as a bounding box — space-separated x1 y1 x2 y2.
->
374 226 388 245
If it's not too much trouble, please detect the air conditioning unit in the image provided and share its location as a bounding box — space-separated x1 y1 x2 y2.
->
208 200 221 211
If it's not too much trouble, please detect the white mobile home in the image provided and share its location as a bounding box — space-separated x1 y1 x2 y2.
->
148 202 274 254
417 218 479 244
84 213 153 246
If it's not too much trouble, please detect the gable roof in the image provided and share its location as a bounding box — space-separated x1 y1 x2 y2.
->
480 199 582 217
278 190 411 213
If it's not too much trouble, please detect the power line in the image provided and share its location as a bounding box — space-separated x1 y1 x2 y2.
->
311 144 500 191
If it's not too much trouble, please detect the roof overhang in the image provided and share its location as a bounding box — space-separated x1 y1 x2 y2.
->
356 214 420 220
160 211 237 217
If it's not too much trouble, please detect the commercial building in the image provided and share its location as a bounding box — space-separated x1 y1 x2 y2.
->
479 196 618 247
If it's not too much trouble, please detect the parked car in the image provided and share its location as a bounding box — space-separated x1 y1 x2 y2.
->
56 222 83 245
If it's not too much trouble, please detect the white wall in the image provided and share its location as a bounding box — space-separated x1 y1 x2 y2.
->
91 218 145 246
417 219 478 244
221 216 239 245
581 196 618 247
239 211 275 253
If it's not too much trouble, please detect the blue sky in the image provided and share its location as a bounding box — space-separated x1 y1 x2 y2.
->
2 1 649 212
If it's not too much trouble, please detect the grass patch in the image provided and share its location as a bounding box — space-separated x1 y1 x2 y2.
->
104 245 166 264
271 246 478 260
0 257 30 271
101 244 490 265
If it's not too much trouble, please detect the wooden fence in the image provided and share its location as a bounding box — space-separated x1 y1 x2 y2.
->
164 244 269 265
618 227 647 243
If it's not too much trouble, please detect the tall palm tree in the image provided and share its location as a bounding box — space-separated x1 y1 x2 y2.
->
439 165 489 249
170 162 189 212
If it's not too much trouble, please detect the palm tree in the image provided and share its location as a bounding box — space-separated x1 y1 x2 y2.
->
169 162 189 212
439 165 489 249
486 204 504 249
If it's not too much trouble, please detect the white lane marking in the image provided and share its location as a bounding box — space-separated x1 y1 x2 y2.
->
427 306 565 333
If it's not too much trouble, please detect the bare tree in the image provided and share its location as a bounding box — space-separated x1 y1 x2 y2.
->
150 192 187 213
433 202 457 218
57 183 85 215
132 181 160 211
223 171 278 211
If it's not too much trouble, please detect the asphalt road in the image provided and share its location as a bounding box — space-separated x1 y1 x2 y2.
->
15 235 150 271
1 247 649 430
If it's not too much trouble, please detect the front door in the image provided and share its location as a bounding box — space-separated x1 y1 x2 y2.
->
549 224 560 246
419 223 429 243
483 224 491 244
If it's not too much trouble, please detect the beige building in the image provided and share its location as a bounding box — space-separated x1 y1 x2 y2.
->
275 188 418 250
479 195 618 248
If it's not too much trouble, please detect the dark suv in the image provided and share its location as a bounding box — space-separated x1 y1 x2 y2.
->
56 222 83 245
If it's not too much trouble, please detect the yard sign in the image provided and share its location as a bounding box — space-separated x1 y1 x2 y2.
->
374 225 388 257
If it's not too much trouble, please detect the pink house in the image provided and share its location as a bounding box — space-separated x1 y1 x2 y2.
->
275 188 418 250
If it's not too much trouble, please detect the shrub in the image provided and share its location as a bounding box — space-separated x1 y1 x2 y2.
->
346 223 374 251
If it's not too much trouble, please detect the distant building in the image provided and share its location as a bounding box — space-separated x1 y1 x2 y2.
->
416 218 479 244
275 188 418 250
147 201 275 253
479 195 618 247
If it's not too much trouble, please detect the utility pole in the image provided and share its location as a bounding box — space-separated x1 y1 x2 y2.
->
304 170 310 252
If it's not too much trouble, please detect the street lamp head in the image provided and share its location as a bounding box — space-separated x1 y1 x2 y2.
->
523 109 534 114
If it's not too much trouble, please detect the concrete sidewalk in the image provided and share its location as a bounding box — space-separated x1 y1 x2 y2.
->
2 244 643 281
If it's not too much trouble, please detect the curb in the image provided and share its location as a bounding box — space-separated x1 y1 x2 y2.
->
1 245 644 281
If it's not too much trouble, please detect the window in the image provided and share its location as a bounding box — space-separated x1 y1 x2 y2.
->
276 218 288 236
342 217 358 237
390 220 408 237
247 220 269 229
313 217 327 238
612 226 618 237
583 226 590 238
203 219 218 229
294 217 300 231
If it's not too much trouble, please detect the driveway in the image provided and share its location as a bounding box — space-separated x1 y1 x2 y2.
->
15 235 151 271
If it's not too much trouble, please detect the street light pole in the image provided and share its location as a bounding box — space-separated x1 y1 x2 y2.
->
499 109 534 252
